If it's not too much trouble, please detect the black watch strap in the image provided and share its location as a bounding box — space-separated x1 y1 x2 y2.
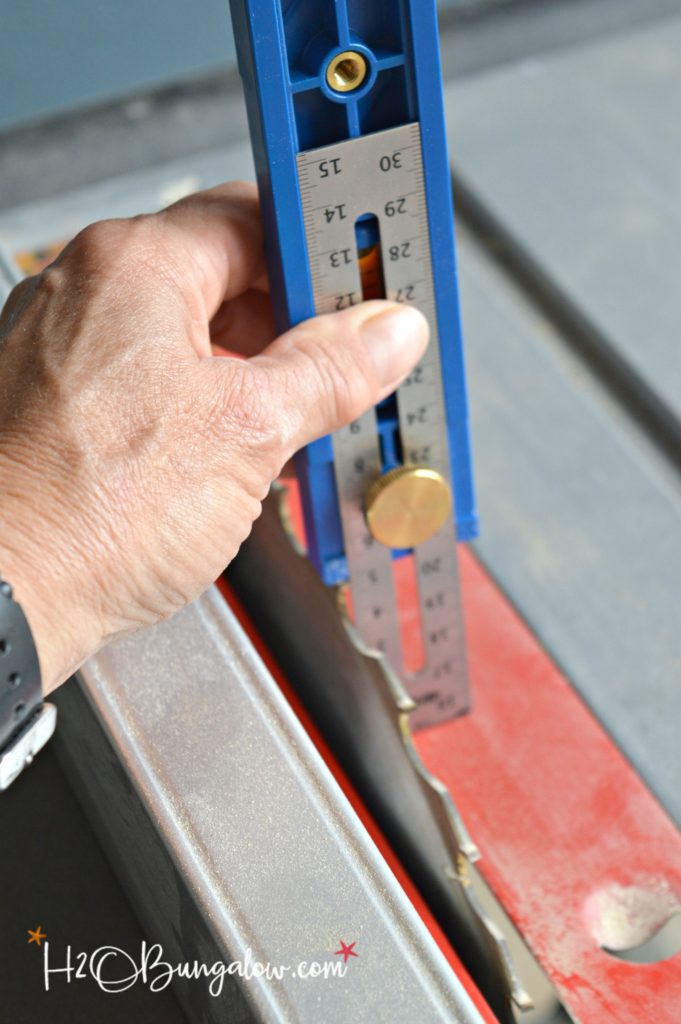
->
0 579 42 749
0 578 55 788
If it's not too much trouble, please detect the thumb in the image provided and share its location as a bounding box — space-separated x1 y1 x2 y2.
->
242 300 429 455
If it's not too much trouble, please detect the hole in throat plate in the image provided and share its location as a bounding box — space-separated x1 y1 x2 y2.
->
585 882 681 964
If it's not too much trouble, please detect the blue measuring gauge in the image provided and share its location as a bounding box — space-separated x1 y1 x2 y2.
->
229 0 478 726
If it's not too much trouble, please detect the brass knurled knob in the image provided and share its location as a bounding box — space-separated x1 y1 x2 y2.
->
364 466 453 549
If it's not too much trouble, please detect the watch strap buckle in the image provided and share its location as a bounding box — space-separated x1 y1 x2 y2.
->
0 703 57 790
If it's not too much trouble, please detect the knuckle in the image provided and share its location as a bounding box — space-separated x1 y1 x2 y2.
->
70 219 122 261
38 260 68 299
68 216 159 284
226 181 260 216
229 179 259 197
332 353 373 423
208 180 258 207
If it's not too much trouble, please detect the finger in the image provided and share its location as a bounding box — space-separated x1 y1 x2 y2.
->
157 181 266 319
209 288 276 357
212 300 429 458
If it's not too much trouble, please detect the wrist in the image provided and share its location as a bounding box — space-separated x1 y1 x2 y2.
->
0 539 66 695
0 447 104 694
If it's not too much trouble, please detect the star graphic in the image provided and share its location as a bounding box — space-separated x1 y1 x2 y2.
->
334 940 358 963
27 926 47 947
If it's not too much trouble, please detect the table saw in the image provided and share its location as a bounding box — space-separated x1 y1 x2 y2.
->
0 2 679 1022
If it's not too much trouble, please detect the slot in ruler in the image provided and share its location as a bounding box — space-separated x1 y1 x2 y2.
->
230 0 478 728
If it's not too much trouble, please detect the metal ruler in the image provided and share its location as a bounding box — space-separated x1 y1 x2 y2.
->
297 123 468 727
230 0 478 729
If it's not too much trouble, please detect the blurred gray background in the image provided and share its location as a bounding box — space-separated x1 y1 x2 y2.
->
0 0 481 129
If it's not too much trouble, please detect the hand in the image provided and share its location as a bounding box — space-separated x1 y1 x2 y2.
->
0 183 428 693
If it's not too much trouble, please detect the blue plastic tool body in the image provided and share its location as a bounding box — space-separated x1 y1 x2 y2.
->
229 0 478 585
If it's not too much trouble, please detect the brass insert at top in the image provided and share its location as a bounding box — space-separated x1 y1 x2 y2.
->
326 51 368 93
364 466 453 550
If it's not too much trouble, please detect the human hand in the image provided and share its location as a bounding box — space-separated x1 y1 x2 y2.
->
0 183 428 693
